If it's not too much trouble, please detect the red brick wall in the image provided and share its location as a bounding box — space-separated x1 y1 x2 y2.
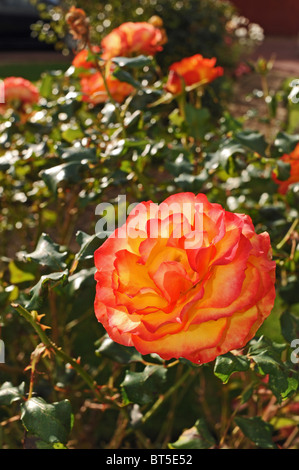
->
231 0 299 36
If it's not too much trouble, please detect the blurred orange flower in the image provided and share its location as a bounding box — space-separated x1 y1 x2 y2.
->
165 54 224 95
80 70 134 104
100 21 165 60
66 6 90 45
94 192 276 364
72 46 101 73
0 77 39 114
272 143 299 194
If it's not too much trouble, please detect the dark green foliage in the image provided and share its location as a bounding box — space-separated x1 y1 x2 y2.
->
0 5 298 450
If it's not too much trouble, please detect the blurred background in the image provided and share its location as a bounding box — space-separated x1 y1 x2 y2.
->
0 0 299 130
0 0 68 80
1 0 299 76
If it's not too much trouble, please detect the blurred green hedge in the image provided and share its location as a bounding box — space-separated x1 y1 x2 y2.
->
30 0 263 70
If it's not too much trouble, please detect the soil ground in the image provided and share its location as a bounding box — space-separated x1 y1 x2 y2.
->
228 36 299 137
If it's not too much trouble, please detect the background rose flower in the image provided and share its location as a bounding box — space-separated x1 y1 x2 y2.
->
72 46 101 74
94 192 276 364
66 6 90 45
0 77 39 113
165 54 224 95
272 143 299 194
100 21 165 60
80 70 134 104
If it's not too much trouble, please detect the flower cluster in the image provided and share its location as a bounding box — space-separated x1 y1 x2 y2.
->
72 20 166 105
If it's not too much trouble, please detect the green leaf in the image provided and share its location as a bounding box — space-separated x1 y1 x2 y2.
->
235 130 268 157
39 73 54 99
40 145 98 193
95 335 143 364
184 105 211 140
234 416 277 449
40 162 83 194
61 127 84 143
280 311 299 344
169 418 216 449
112 55 152 68
241 386 254 404
21 397 72 446
214 352 250 384
165 154 193 177
22 233 68 270
0 382 25 405
58 146 97 163
74 231 102 263
248 336 295 402
281 376 299 400
9 261 36 285
112 68 141 89
68 267 96 294
273 160 291 181
274 132 299 154
174 170 208 191
121 365 168 405
26 270 69 310
215 139 246 174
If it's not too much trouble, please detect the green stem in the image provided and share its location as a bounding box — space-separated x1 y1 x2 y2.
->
12 303 103 402
141 366 193 425
276 218 298 250
87 40 126 138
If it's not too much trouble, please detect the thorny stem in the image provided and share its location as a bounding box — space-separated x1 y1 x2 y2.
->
86 40 127 138
141 367 193 425
276 218 298 250
219 382 253 448
12 303 104 403
27 366 35 401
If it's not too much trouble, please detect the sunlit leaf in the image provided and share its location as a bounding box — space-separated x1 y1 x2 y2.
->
121 365 168 405
22 233 68 270
169 418 216 449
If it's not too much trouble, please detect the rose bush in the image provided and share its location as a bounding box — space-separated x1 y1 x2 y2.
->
94 193 276 364
1 7 299 451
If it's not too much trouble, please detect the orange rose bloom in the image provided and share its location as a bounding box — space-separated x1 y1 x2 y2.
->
0 77 39 113
272 143 299 194
100 21 165 60
94 193 276 364
80 70 134 104
165 54 224 95
72 46 101 73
